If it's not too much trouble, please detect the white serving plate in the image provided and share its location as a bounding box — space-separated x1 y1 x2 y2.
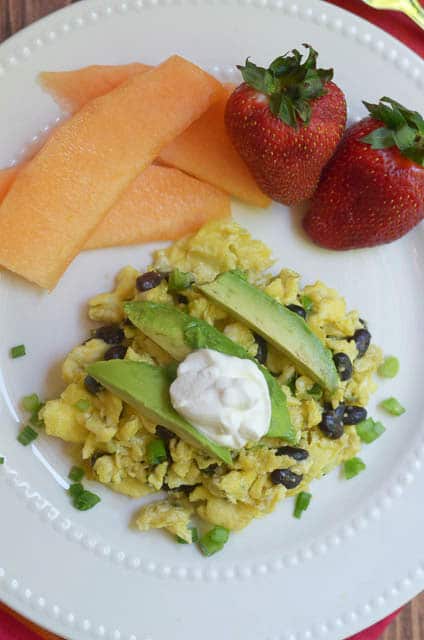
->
0 1 423 639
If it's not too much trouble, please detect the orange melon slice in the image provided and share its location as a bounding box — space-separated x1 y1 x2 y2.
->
39 63 152 112
84 165 230 250
159 85 270 208
0 56 222 290
40 66 269 207
0 166 19 201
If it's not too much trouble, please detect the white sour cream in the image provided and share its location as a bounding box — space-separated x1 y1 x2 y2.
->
169 348 271 449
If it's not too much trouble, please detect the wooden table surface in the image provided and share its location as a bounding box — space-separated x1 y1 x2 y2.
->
0 0 423 638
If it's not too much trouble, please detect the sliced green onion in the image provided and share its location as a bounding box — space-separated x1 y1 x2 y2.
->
300 295 313 313
168 268 194 292
294 491 312 519
68 482 84 498
344 457 366 480
69 466 85 482
72 489 101 511
307 383 322 399
74 399 90 412
22 393 42 413
380 397 405 416
17 425 38 446
0 457 4 464
10 344 26 358
199 526 230 556
146 439 167 465
29 410 44 429
378 356 399 378
176 527 199 544
356 418 385 444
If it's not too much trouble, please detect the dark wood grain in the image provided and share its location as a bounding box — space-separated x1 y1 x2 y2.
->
0 1 422 639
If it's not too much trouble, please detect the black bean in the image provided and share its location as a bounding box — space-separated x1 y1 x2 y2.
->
276 446 309 461
254 333 268 365
94 324 125 345
351 328 371 358
319 410 344 439
156 425 174 442
202 463 218 476
334 403 346 422
286 304 307 320
135 271 164 292
177 294 188 305
333 352 353 381
84 375 103 395
343 405 367 425
104 344 127 360
270 468 303 489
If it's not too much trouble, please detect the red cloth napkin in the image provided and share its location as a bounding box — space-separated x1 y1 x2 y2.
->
1 1 422 638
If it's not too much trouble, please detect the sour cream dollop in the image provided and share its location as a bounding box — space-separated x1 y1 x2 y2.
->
169 348 271 449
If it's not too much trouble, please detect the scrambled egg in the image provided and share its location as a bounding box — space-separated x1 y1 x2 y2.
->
40 220 383 543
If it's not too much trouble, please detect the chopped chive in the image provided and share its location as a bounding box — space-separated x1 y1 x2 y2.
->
307 383 322 399
380 397 405 416
10 344 26 359
74 399 90 412
199 526 230 556
356 418 385 444
69 466 85 482
17 425 38 446
300 295 313 313
0 457 4 464
146 438 167 466
294 491 312 519
22 393 42 413
168 268 194 292
378 356 399 378
344 457 366 480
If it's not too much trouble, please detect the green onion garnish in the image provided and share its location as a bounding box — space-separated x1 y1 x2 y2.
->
17 425 38 446
294 491 312 519
22 393 42 413
147 439 168 466
176 527 199 544
380 397 405 416
10 344 26 359
74 399 90 412
0 457 4 464
168 268 194 292
307 383 322 399
378 356 399 378
356 418 385 444
300 295 313 313
68 482 100 511
344 457 366 480
69 466 85 482
29 411 44 429
199 526 230 556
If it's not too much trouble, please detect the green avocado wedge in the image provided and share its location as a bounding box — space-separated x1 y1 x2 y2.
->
124 301 296 443
199 271 339 392
87 360 233 465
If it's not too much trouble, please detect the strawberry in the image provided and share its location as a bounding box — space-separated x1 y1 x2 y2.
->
225 45 347 205
303 97 424 249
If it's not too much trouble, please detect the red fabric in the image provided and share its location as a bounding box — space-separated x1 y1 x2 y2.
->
0 1 422 638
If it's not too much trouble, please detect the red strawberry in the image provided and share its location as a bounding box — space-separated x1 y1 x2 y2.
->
225 45 347 205
303 97 424 249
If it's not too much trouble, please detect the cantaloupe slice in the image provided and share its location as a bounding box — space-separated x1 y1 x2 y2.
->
0 56 222 290
39 63 152 112
0 166 19 201
40 65 269 207
84 165 230 250
159 85 270 208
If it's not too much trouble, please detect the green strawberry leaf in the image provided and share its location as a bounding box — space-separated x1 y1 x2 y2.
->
362 97 424 166
237 44 334 128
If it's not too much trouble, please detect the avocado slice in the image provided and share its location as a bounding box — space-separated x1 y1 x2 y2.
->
198 271 339 392
125 301 296 443
87 360 232 465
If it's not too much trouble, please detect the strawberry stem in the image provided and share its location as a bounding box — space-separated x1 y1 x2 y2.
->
237 44 333 128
